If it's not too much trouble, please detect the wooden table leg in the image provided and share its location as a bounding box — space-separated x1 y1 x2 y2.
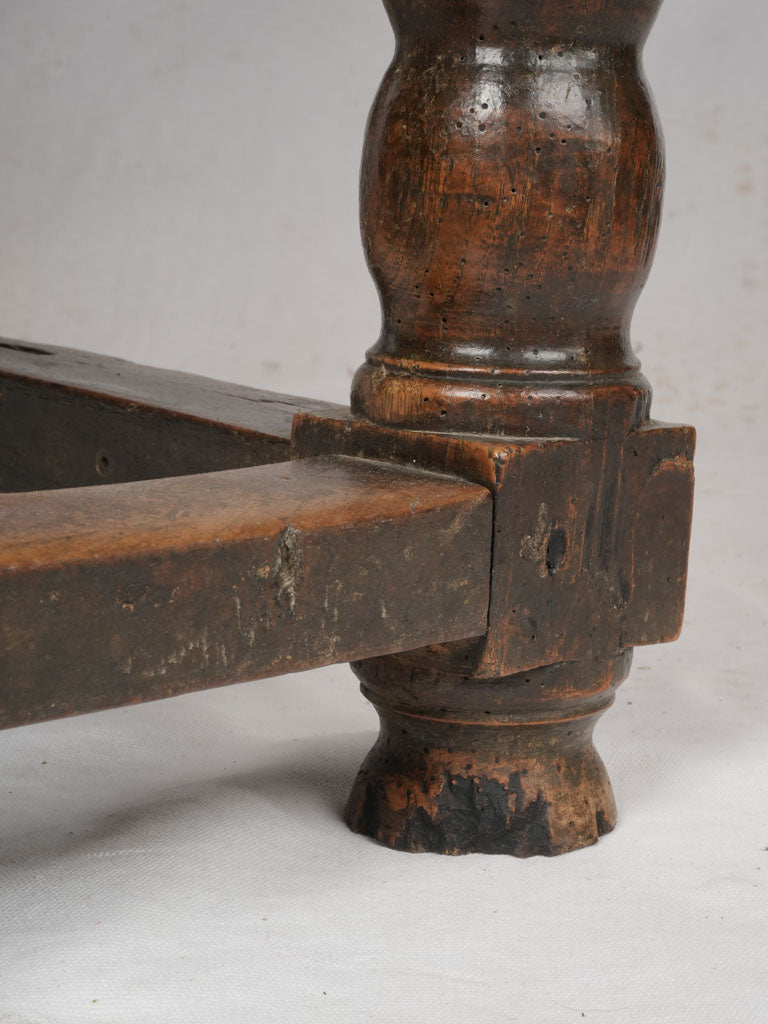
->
295 0 694 855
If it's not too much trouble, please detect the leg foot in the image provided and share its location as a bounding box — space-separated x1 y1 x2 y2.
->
346 655 626 857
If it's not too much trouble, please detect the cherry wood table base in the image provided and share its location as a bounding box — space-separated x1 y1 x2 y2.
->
0 0 694 857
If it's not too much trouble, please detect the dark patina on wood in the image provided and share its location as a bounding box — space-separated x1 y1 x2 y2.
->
0 0 694 858
0 456 490 728
295 0 695 855
0 340 343 491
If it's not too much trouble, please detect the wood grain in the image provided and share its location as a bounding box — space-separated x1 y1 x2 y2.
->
0 456 491 728
0 0 695 859
352 0 663 439
297 0 694 856
0 339 343 491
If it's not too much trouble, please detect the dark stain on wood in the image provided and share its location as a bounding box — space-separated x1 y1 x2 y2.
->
355 768 555 857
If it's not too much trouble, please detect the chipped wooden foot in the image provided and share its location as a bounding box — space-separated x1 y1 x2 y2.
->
346 715 616 857
345 653 629 856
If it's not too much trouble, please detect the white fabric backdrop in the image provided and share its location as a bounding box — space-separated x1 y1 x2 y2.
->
1 1 766 1021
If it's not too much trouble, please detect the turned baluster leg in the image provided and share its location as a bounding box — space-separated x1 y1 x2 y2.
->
295 0 694 855
352 0 664 437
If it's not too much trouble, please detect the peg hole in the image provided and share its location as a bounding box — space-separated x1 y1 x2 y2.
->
546 528 568 574
95 452 112 478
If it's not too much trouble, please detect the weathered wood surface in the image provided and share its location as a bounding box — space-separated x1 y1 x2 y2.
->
0 456 491 729
0 0 694 860
295 411 696 674
295 411 694 856
0 339 343 491
293 0 695 856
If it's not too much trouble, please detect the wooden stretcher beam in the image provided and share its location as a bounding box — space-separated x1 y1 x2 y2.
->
0 339 343 491
0 455 491 728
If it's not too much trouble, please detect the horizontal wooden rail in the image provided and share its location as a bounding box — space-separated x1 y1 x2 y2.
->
0 455 491 728
0 339 343 491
